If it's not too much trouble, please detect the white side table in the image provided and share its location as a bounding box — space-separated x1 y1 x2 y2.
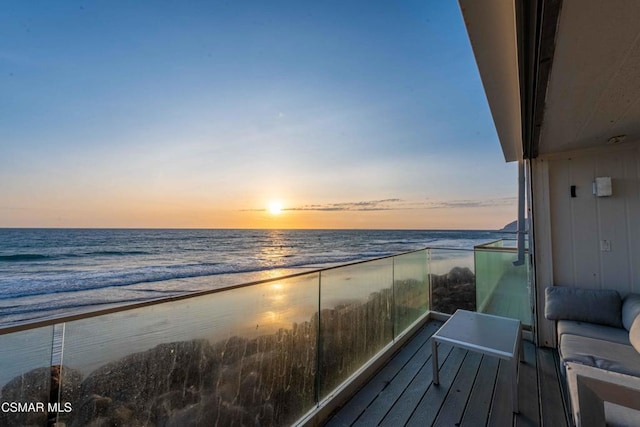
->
431 309 523 413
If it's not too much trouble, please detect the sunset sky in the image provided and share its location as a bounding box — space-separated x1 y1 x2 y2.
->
1 1 516 229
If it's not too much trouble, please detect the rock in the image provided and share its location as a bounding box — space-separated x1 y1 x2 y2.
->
431 266 476 314
69 339 217 426
446 266 474 286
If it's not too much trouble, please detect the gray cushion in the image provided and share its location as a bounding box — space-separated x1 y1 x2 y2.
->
631 315 640 353
557 320 630 345
622 293 640 331
545 286 622 328
560 334 640 377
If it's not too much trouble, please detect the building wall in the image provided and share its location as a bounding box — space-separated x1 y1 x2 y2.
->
532 141 640 347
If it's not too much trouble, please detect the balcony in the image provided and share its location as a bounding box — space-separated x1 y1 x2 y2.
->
0 242 567 426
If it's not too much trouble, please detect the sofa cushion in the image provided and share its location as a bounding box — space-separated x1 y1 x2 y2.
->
622 293 640 331
560 334 640 377
557 320 630 345
545 286 622 328
631 315 640 353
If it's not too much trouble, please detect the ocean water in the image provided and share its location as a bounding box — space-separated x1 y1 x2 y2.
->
0 228 510 326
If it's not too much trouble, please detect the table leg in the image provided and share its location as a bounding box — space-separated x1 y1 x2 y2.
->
432 338 439 385
519 324 524 362
511 355 519 413
512 330 521 413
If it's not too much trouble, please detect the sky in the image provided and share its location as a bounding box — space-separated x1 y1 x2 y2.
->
1 0 516 230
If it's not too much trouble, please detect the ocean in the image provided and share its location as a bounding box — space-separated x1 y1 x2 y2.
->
0 228 510 326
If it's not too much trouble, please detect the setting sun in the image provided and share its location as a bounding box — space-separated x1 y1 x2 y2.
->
268 201 283 215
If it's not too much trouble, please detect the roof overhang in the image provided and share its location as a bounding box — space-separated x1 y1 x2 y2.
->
458 0 523 162
537 0 640 155
460 0 640 160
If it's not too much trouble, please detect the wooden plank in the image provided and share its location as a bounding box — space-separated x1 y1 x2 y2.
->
326 321 441 426
514 340 540 427
355 343 454 426
459 355 499 427
403 347 467 427
537 347 568 427
432 351 483 427
487 358 514 426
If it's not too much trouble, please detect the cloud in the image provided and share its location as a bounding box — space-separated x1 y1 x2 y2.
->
241 198 405 212
425 197 517 209
242 196 516 212
287 199 403 212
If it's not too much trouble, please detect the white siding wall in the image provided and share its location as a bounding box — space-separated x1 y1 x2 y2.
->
532 142 640 347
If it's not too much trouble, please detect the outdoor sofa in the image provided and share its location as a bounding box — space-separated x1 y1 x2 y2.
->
545 286 640 426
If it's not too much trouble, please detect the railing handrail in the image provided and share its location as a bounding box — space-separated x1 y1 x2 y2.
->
474 238 527 252
425 246 474 252
0 246 472 336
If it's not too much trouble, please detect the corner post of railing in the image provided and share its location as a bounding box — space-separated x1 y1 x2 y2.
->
315 271 322 406
426 248 432 312
473 246 479 312
49 322 65 426
391 255 396 340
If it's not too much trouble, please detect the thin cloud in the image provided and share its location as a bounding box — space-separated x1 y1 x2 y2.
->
241 199 405 212
288 199 403 212
241 197 516 212
426 197 517 209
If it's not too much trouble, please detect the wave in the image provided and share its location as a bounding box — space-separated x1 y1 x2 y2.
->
84 250 152 257
0 254 52 262
0 254 366 300
0 250 152 262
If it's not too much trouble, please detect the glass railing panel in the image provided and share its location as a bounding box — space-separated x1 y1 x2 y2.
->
429 248 475 314
393 250 429 334
58 273 319 427
318 258 393 399
0 326 54 427
475 248 531 326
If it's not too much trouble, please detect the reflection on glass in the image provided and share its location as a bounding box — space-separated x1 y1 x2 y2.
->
58 274 319 426
0 327 54 427
393 250 429 334
318 258 393 398
429 249 476 314
475 247 531 326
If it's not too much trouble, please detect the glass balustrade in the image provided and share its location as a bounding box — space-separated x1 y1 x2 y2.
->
0 246 534 426
393 250 429 334
317 257 394 399
474 242 532 326
57 273 320 427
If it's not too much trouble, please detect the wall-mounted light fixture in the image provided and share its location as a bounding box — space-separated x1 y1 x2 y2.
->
593 177 612 197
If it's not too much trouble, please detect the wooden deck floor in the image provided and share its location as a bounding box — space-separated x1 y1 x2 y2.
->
324 321 570 427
